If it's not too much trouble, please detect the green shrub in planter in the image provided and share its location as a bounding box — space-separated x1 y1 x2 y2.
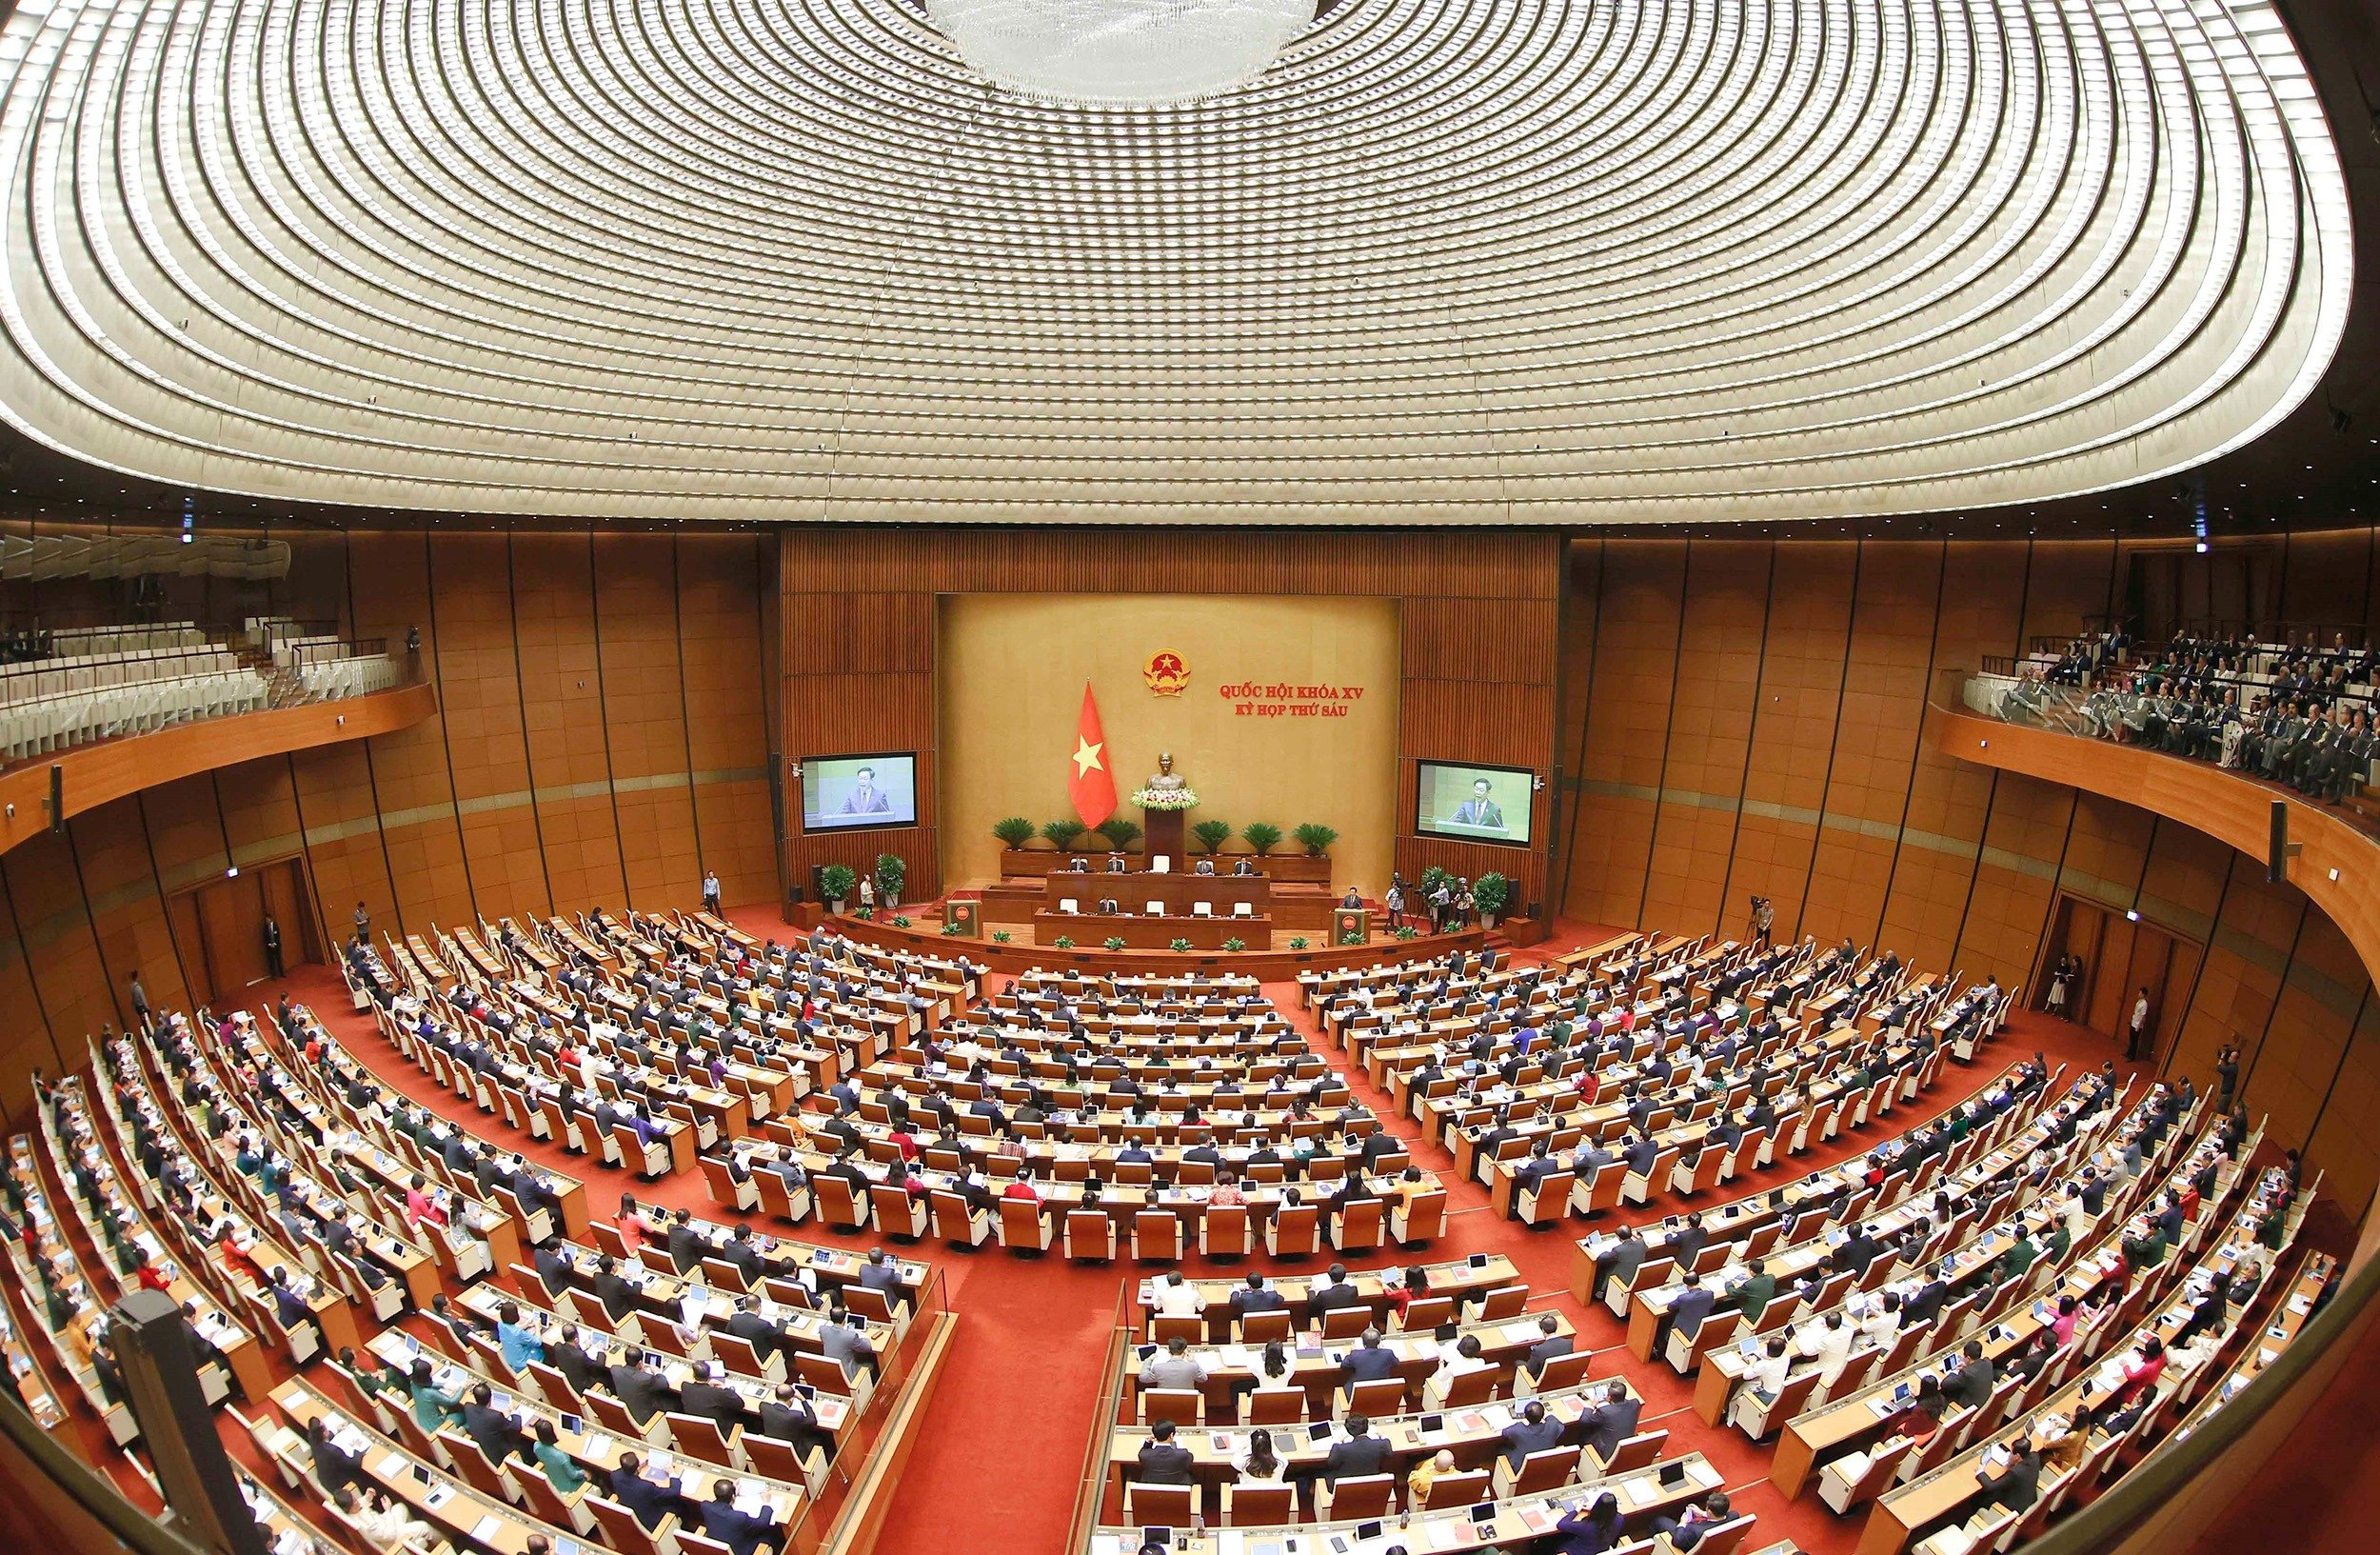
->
1103 936 1126 950
1472 872 1511 920
941 922 962 935
1418 864 1450 897
1169 937 1192 953
1192 819 1232 855
1040 819 1085 850
1053 934 1075 949
1289 936 1310 950
874 853 906 904
852 907 874 922
891 914 911 928
1241 822 1282 856
818 863 857 907
1096 816 1142 851
991 930 1013 944
1292 823 1338 857
1394 926 1420 940
1222 937 1246 952
993 816 1036 848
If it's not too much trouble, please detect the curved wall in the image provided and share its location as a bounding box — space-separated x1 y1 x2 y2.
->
1553 529 2380 1220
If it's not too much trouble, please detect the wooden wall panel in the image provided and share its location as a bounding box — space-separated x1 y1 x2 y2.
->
435 533 547 921
780 528 1563 909
288 744 398 952
512 533 626 915
350 530 474 933
676 535 775 911
594 535 704 908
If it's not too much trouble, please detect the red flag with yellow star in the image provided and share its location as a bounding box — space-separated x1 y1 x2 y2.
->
1068 681 1117 829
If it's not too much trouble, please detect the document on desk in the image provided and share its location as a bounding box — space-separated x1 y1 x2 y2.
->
470 1515 504 1545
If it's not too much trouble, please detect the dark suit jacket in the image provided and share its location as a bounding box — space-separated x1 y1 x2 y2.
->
1308 1283 1364 1316
1340 1346 1399 1389
1574 1395 1642 1461
461 1403 529 1465
610 1365 678 1425
1499 1416 1566 1468
756 1400 823 1455
1135 1442 1197 1485
1668 1287 1717 1340
681 1380 745 1433
1525 1335 1575 1376
666 1225 707 1274
727 1310 784 1363
697 1498 778 1555
1319 1434 1392 1484
594 1273 639 1323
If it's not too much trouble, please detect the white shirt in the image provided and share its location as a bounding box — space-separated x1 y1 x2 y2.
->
1153 1281 1202 1318
1797 1320 1856 1384
1746 1350 1791 1396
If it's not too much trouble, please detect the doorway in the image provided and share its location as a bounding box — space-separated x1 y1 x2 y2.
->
2035 892 2203 1066
169 856 319 1007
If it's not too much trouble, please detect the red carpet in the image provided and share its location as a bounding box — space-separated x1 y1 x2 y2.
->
230 912 2160 1555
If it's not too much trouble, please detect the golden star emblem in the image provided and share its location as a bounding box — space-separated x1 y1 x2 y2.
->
1072 736 1105 777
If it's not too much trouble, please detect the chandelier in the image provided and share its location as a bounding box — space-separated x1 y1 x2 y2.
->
922 0 1319 104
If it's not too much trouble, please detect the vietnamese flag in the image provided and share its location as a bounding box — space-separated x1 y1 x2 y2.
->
1069 681 1118 829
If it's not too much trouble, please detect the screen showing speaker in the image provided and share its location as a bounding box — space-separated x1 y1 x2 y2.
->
799 753 918 832
1414 760 1533 846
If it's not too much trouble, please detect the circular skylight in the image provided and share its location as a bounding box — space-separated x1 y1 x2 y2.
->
922 0 1318 103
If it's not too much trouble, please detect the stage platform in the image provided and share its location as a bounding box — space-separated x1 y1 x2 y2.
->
803 900 1488 979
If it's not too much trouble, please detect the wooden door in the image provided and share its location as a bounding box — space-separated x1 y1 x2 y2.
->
194 872 269 1000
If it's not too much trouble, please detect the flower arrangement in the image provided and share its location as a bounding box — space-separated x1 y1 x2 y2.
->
891 914 912 928
992 930 1013 944
1169 937 1192 953
1289 936 1310 950
1103 936 1126 950
1222 937 1246 952
1053 934 1075 949
1130 786 1200 810
941 922 962 935
1394 926 1420 941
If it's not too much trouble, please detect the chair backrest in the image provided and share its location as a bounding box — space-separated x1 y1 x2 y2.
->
998 1200 1045 1245
1244 1386 1305 1425
815 1175 863 1226
1423 1468 1493 1508
1149 1314 1205 1346
1134 1209 1182 1259
1601 1428 1667 1475
1348 1377 1406 1417
1201 1204 1251 1256
1238 1309 1291 1343
1139 1387 1202 1426
1065 1209 1113 1259
1336 1198 1385 1249
1399 1295 1454 1332
1477 1285 1528 1320
585 1494 668 1555
1396 1189 1448 1240
1319 1472 1394 1520
928 1189 979 1240
1439 1365 1497 1407
1270 1205 1319 1253
1122 1483 1196 1525
1510 1445 1580 1495
665 1410 737 1468
1319 1306 1371 1339
1533 1350 1594 1392
1222 1482 1296 1525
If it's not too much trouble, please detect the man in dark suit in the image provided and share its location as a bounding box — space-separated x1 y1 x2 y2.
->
1665 1272 1717 1343
460 1383 531 1466
756 1383 827 1459
1666 1214 1710 1269
1317 1414 1392 1484
1573 1381 1641 1465
679 1361 746 1433
1230 1273 1286 1320
1522 1313 1574 1384
532 1239 574 1299
592 1255 640 1324
608 1353 681 1426
1307 1265 1364 1320
549 1326 605 1396
1976 1439 2042 1513
1588 1228 1649 1304
727 1297 787 1366
1943 1341 1996 1410
1135 1419 1197 1485
1498 1399 1565 1470
665 1211 708 1275
720 1226 765 1284
698 1480 781 1555
1902 1265 1954 1329
1339 1329 1399 1398
606 1454 693 1531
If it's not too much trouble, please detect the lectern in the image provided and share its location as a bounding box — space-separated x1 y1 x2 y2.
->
943 899 982 937
1143 806 1186 871
1334 907 1369 947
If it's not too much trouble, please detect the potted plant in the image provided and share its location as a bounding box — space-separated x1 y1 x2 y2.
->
1419 864 1451 898
1292 823 1339 857
1289 935 1310 950
1097 817 1142 853
1053 934 1075 949
874 854 906 910
1169 937 1192 953
992 930 1013 944
892 913 912 928
1192 819 1232 856
1041 818 1085 854
1103 935 1127 951
994 816 1036 850
941 922 962 935
1395 925 1420 941
1222 936 1246 952
1473 871 1511 929
818 864 856 913
1241 822 1282 857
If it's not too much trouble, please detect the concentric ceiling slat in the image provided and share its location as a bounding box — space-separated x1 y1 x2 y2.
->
0 0 2352 522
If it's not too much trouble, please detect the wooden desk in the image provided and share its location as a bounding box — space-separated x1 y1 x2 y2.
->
1034 911 1273 949
1043 872 1271 913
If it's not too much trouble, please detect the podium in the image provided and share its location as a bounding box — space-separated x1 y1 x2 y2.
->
943 899 981 938
1142 807 1186 871
1334 907 1369 947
